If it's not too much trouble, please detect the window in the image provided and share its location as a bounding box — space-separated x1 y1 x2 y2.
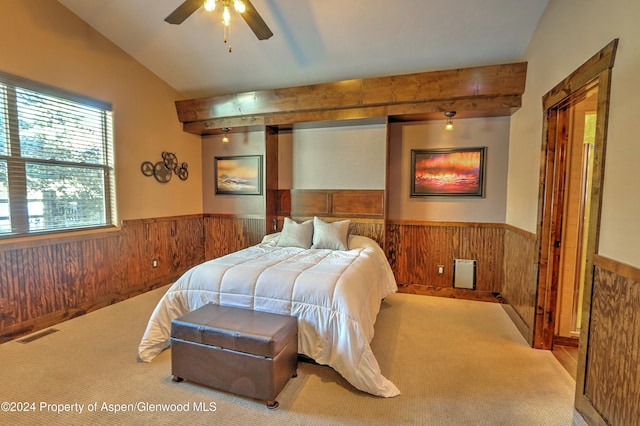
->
0 72 116 237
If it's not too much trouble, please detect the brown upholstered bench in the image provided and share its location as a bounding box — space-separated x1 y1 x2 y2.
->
170 304 298 409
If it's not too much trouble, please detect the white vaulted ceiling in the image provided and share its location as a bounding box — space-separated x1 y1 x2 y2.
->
57 0 549 99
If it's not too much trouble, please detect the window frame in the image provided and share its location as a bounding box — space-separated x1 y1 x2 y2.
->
0 71 116 239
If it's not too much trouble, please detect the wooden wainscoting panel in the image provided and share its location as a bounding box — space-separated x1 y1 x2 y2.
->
347 220 385 248
203 215 266 260
386 221 504 297
0 215 204 343
584 257 640 426
0 250 20 326
501 225 537 344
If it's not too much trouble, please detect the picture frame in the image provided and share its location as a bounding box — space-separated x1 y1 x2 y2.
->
214 155 263 195
411 147 486 196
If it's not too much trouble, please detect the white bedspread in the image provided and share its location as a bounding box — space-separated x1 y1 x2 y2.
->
138 234 400 397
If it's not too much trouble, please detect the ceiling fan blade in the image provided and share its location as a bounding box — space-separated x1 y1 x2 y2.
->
165 0 203 25
241 0 274 40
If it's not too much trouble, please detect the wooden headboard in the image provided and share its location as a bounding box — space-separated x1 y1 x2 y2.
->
276 189 385 247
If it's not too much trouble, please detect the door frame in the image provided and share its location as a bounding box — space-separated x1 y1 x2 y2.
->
532 39 617 425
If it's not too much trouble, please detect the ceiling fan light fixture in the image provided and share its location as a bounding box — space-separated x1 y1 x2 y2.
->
207 0 245 27
206 0 248 51
164 0 273 47
204 0 216 12
222 4 231 26
234 0 246 14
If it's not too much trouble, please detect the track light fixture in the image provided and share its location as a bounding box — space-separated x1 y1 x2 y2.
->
444 111 456 130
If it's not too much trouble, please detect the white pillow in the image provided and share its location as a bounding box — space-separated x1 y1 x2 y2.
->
312 217 350 250
276 217 313 248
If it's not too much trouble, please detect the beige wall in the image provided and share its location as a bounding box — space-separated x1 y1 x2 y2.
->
288 120 387 190
507 0 640 268
202 116 509 221
388 117 510 222
201 131 266 215
0 0 202 222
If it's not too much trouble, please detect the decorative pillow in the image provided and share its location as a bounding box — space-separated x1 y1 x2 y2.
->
276 217 313 248
311 217 350 250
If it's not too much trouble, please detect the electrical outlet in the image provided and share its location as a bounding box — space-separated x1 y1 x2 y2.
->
152 259 158 268
437 265 444 275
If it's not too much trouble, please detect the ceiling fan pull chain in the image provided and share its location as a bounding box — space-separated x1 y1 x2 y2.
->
224 25 232 52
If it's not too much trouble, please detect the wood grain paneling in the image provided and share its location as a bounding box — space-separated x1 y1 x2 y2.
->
290 189 384 218
0 213 532 343
176 62 527 134
347 220 385 248
265 126 279 235
386 221 504 299
332 191 384 217
0 215 204 343
584 256 640 426
276 189 291 216
203 215 265 260
290 191 330 215
501 225 537 344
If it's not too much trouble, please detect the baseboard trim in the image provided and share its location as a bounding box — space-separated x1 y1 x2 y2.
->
501 303 533 346
397 284 502 303
553 335 579 348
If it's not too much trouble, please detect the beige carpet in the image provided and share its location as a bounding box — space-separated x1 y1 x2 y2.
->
0 286 587 425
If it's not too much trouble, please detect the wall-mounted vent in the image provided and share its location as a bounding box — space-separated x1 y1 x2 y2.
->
17 328 59 344
453 259 476 290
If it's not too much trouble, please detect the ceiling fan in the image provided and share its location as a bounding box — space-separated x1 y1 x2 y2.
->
165 0 273 40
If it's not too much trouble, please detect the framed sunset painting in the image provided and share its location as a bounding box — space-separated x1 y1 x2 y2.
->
214 155 263 195
411 147 486 196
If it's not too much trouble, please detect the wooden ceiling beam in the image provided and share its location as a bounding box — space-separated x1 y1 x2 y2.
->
175 62 527 135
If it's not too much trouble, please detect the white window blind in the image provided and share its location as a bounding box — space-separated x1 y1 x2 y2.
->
0 71 116 237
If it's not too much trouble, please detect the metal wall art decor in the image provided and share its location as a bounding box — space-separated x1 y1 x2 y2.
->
141 151 189 183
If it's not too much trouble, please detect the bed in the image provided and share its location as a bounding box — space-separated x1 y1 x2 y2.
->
138 217 400 397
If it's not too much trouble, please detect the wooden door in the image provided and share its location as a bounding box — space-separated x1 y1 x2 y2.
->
533 39 617 425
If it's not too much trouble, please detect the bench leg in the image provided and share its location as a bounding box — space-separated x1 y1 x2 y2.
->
266 400 279 409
